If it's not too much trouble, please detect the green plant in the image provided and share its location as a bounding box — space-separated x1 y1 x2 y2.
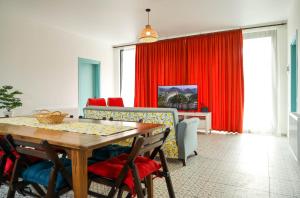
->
158 94 167 107
187 94 197 103
0 85 23 111
169 94 188 104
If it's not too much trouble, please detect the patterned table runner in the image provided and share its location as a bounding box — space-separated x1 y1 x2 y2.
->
0 117 136 136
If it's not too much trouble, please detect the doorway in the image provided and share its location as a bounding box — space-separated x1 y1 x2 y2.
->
290 31 298 112
78 58 100 115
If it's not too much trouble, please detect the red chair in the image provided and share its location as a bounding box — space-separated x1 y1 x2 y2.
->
107 98 124 107
86 98 107 107
87 128 175 198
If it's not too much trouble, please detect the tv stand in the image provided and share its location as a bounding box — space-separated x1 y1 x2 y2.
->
178 112 212 133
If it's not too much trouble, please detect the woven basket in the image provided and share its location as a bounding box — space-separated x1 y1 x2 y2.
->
34 110 68 124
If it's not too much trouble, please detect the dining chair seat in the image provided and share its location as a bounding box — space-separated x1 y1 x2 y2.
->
88 153 161 194
0 150 14 177
0 150 41 177
22 158 72 192
91 144 131 161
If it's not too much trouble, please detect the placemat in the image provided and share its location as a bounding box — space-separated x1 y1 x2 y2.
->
0 117 136 136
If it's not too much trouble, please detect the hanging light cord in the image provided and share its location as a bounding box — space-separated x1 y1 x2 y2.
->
146 8 151 25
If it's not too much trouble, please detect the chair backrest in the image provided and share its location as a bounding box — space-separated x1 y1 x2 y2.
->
86 98 107 107
125 128 170 164
107 98 124 107
139 128 170 159
111 128 170 189
6 136 73 189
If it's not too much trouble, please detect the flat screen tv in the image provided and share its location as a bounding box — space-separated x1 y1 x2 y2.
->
158 85 198 110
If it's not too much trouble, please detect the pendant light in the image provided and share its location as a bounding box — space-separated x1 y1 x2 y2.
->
139 8 158 43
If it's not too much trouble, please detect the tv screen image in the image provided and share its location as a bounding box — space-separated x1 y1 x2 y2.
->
158 85 198 110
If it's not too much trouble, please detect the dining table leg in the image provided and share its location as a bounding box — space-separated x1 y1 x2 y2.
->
70 149 88 198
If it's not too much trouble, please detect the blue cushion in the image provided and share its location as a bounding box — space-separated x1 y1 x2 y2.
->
91 144 131 161
22 158 71 191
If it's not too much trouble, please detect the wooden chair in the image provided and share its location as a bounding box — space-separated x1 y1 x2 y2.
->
6 137 73 198
88 128 175 198
107 97 124 107
86 98 107 107
0 135 45 197
87 117 142 162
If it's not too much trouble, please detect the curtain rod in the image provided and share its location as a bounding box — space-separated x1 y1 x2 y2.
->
243 22 286 30
113 22 287 48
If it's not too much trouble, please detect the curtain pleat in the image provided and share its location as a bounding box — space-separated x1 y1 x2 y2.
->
135 30 244 133
135 38 187 108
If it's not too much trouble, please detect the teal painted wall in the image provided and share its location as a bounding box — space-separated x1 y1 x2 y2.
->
78 58 100 115
291 36 298 112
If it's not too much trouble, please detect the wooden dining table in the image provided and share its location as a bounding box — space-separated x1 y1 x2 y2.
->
0 118 163 198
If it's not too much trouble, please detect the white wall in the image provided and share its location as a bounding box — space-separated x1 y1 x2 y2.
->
0 14 116 116
277 25 289 135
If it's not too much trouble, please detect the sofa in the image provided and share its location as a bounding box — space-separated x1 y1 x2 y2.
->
83 106 199 165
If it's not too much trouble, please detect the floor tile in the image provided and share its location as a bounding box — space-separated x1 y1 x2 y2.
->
270 178 299 197
0 133 300 198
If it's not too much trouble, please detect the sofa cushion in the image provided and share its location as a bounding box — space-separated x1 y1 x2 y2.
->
83 106 179 159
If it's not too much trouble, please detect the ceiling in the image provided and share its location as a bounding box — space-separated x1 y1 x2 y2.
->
0 0 292 45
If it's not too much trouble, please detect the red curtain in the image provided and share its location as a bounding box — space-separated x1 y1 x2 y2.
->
186 30 244 132
134 38 187 107
135 30 244 133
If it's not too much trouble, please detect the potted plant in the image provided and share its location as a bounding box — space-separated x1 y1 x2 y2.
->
0 85 23 117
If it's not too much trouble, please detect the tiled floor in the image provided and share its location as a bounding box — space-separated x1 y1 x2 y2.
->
1 133 300 198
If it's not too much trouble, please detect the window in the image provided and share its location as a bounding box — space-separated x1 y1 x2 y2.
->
120 48 136 107
243 34 275 134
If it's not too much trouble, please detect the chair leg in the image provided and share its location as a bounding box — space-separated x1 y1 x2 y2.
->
182 159 186 166
108 165 130 198
117 189 124 198
7 159 21 198
159 150 176 198
194 151 198 156
107 186 118 198
32 183 46 196
46 168 58 198
130 164 144 198
88 179 92 189
7 186 17 198
143 177 149 196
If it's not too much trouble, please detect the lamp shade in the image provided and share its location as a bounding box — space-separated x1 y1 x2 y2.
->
139 9 158 43
139 25 158 43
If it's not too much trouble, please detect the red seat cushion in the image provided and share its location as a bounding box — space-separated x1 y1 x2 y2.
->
87 98 106 107
88 154 161 193
0 150 41 177
0 150 20 176
107 98 124 107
